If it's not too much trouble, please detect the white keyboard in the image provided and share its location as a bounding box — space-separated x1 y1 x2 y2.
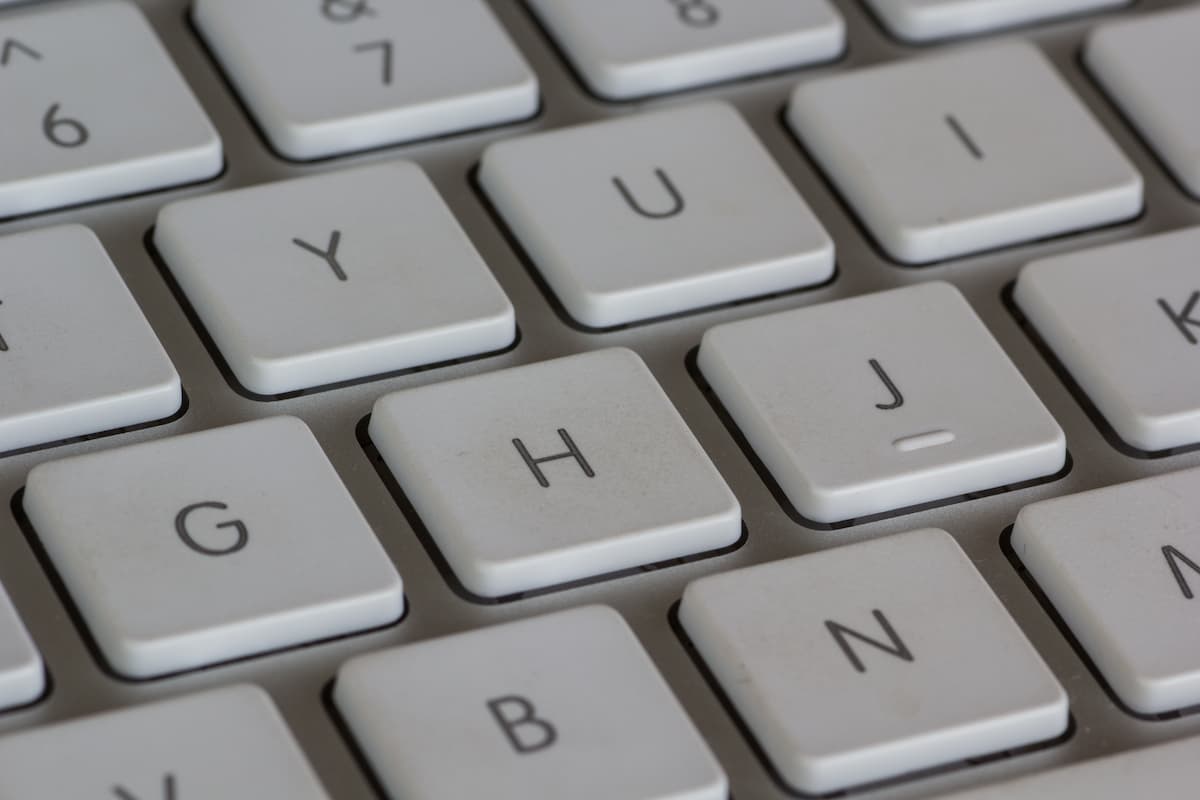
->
1 0 1199 798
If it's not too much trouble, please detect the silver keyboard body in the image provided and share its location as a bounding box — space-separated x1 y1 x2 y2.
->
0 0 1198 797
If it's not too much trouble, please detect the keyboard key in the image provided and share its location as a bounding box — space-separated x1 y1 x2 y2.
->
335 605 727 800
1086 6 1200 198
0 0 222 218
933 735 1200 798
23 416 404 679
1015 227 1200 452
369 348 741 598
155 162 514 396
480 102 834 328
699 282 1065 524
787 41 1142 264
866 0 1130 43
1013 466 1200 715
680 528 1068 795
0 684 331 798
0 225 181 454
193 0 538 160
526 0 844 100
0 582 43 712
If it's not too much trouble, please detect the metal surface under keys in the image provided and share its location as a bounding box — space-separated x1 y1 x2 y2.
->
1 0 1200 798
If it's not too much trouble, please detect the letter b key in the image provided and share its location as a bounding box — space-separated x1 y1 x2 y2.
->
335 606 729 799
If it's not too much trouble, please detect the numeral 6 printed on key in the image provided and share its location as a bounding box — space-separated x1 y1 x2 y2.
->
43 103 89 148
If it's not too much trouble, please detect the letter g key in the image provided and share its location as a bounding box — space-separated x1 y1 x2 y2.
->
174 501 249 556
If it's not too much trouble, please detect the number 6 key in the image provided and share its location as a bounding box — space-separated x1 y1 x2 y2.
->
0 0 222 219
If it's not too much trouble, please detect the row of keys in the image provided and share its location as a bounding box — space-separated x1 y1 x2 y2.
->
6 216 1198 520
9 499 1200 797
0 318 1119 687
0 609 724 799
4 313 1048 681
3 0 1193 227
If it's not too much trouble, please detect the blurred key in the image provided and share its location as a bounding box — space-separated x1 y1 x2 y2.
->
1014 466 1200 714
0 225 180 454
0 0 221 218
788 42 1142 264
1087 5 1200 198
0 685 331 798
867 0 1130 43
0 582 43 713
527 0 843 100
1016 227 1200 452
933 736 1200 798
193 0 538 160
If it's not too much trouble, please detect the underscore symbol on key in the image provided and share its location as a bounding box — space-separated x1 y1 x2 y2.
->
0 38 41 67
112 773 176 800
945 114 984 160
293 230 349 281
321 0 376 22
868 358 904 410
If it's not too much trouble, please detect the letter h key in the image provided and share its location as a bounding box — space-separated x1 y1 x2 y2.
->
513 428 595 488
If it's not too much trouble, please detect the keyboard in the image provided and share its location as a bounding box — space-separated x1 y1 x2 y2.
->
1 0 1199 797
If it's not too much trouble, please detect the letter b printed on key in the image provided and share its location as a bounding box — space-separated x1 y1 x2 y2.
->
487 695 557 754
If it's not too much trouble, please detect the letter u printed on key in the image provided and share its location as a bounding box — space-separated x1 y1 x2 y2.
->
612 168 685 219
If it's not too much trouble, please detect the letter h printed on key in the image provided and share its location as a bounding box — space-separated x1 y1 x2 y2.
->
512 428 595 488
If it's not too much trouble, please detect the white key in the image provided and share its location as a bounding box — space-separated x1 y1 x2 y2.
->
681 528 1068 795
1086 6 1200 198
0 225 181 454
787 41 1142 264
698 282 1065 524
1013 466 1200 715
866 0 1130 43
336 605 727 800
0 0 221 218
1015 227 1200 452
0 684 331 798
23 416 404 679
480 102 834 328
526 0 843 100
369 348 741 598
193 0 538 161
0 582 43 713
932 736 1200 799
155 162 514 396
